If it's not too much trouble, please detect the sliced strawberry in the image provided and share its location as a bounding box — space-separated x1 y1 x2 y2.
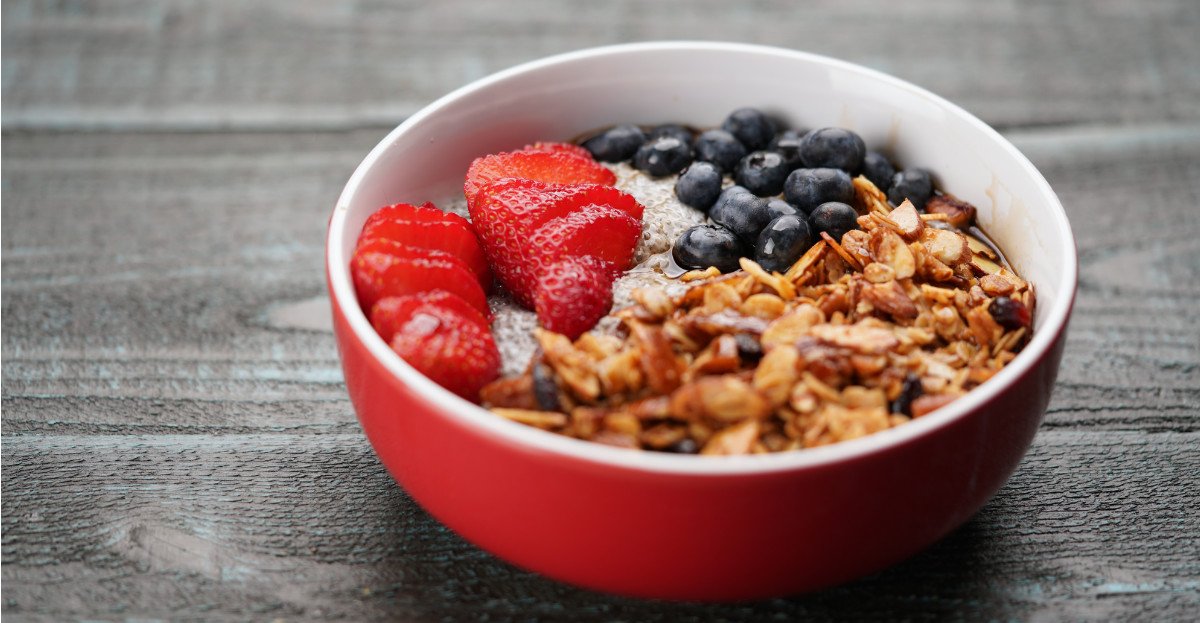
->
463 149 616 207
534 255 616 340
357 217 492 292
383 297 501 401
361 202 447 230
353 238 462 266
351 252 489 319
522 141 592 159
370 290 490 343
527 205 642 281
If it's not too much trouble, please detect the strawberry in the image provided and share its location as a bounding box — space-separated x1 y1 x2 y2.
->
463 148 616 207
351 251 490 319
523 141 593 159
526 204 641 282
370 289 490 343
470 180 642 306
357 212 492 292
375 294 500 401
534 255 616 340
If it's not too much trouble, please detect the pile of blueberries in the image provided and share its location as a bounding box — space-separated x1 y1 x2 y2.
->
582 108 934 274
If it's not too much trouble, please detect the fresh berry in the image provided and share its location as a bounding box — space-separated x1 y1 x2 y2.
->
674 161 723 211
672 224 744 273
709 185 773 245
800 127 866 173
693 129 748 173
768 129 806 171
721 107 776 151
633 136 693 177
766 198 800 220
370 289 490 343
464 148 615 206
809 201 859 242
783 167 855 214
357 212 492 292
648 123 694 147
890 373 923 416
887 168 934 210
735 151 790 197
351 252 490 319
754 214 813 273
582 125 647 163
527 205 640 282
862 151 896 191
523 141 593 159
534 255 616 339
381 295 501 401
988 296 1032 330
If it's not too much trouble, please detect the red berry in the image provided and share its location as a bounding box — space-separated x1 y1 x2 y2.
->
534 255 616 340
527 204 641 280
357 214 492 293
523 141 593 159
380 295 501 401
351 252 489 319
370 290 490 343
463 149 616 207
988 296 1032 330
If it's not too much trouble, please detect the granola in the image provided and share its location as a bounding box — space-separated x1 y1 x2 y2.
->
481 176 1034 455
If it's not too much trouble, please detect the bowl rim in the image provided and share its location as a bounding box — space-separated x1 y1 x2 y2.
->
328 41 1078 476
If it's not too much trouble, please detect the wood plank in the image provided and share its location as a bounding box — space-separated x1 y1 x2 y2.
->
3 0 1199 131
2 430 1197 620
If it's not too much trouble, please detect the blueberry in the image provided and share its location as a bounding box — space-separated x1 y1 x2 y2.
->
693 129 747 173
649 123 694 147
735 151 790 197
674 161 723 211
890 373 923 416
721 107 776 151
887 168 934 210
582 124 645 162
768 129 806 171
708 186 773 245
862 151 896 191
766 199 799 220
799 127 866 173
754 214 813 273
783 168 854 214
672 224 744 273
633 136 693 177
809 201 859 242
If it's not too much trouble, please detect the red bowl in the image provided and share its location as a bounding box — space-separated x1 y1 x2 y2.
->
326 42 1077 601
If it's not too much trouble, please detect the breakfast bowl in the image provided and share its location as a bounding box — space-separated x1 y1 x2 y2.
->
326 42 1076 601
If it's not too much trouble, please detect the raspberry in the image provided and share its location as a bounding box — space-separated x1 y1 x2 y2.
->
377 294 500 401
351 251 489 319
357 212 492 292
463 148 616 207
534 256 616 340
370 290 490 343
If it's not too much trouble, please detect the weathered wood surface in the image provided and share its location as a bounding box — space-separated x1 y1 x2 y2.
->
3 0 1200 621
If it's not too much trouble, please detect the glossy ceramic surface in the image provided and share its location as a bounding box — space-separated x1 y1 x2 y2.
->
327 42 1077 600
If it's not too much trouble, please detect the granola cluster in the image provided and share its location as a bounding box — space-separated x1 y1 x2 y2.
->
480 177 1034 455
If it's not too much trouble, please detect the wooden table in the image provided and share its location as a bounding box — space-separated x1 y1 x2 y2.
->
3 1 1198 620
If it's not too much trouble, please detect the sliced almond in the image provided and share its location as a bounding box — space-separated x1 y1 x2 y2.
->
921 228 971 265
889 200 925 241
969 254 1003 276
964 234 999 260
926 194 978 229
868 227 916 279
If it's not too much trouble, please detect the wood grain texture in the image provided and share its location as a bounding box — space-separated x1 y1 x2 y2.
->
3 0 1200 620
3 0 1199 131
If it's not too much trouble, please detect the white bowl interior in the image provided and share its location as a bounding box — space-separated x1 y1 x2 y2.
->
329 42 1076 474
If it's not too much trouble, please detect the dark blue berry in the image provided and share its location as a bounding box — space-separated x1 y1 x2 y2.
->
862 151 896 191
649 123 694 147
768 129 806 171
766 199 799 220
674 161 723 211
582 124 645 162
693 129 747 173
783 168 854 214
708 186 773 246
887 168 934 210
799 127 866 173
721 107 776 151
809 202 859 242
890 373 923 416
633 136 693 177
672 224 744 274
754 214 813 273
735 151 790 197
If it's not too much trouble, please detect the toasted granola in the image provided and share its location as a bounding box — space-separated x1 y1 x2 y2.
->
481 177 1034 455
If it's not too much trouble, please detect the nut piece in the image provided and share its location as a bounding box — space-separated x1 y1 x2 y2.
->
631 322 684 395
920 228 972 266
670 375 771 423
493 408 568 430
753 345 800 407
979 273 1015 297
700 418 761 456
809 321 900 355
910 394 958 417
862 280 919 320
869 227 916 279
926 194 978 229
888 200 925 240
761 304 825 349
537 329 600 401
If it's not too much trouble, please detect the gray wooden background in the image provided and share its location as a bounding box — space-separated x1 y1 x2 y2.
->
3 1 1199 621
